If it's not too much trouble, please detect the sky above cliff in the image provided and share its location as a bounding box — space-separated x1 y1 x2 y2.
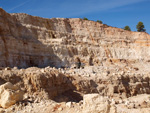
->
0 0 150 33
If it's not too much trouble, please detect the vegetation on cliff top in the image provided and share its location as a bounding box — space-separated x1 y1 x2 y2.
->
83 17 88 20
136 21 146 32
82 18 147 33
97 20 103 24
124 26 131 31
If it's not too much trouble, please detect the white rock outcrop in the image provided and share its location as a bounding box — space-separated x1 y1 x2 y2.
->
1 8 150 68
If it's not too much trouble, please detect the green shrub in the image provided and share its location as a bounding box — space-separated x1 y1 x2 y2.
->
97 20 103 24
83 17 88 20
124 26 131 31
136 21 146 32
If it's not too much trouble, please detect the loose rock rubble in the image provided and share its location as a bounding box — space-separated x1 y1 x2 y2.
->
0 66 149 113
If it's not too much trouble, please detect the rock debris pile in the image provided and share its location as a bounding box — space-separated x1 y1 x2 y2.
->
0 66 149 113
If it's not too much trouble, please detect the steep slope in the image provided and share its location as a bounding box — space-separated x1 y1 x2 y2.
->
0 8 61 68
0 8 150 68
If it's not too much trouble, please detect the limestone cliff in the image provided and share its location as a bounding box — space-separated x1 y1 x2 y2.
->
0 8 150 68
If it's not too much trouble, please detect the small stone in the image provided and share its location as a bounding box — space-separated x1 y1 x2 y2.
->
4 67 11 71
112 73 116 76
119 100 123 104
128 103 135 109
111 99 115 105
103 72 108 76
58 107 63 111
66 102 72 108
34 99 39 103
41 69 45 73
79 100 83 106
125 101 129 105
120 71 124 75
85 74 90 77
61 70 65 74
51 109 55 112
13 67 18 70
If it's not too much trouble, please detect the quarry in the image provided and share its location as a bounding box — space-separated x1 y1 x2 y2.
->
0 8 150 113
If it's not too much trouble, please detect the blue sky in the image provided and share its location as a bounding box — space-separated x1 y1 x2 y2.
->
0 0 150 33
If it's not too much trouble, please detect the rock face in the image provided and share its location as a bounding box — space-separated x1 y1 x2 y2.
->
1 8 150 113
0 82 24 108
0 8 150 68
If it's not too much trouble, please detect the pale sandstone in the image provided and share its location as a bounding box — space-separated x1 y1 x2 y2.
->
0 82 24 108
83 94 111 113
0 8 150 69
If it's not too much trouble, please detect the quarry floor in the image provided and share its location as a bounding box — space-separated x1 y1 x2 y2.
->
1 62 150 113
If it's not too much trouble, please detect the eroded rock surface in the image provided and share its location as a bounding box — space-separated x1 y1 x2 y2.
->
0 67 74 100
1 8 150 68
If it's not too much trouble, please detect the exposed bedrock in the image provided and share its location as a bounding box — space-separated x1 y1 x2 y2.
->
73 72 150 98
0 8 150 68
0 67 75 100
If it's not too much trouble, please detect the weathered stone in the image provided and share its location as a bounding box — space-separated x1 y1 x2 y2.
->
4 67 11 71
0 82 24 108
66 102 72 108
83 94 110 113
58 107 63 111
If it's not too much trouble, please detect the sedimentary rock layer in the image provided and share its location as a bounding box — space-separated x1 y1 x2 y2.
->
0 8 150 68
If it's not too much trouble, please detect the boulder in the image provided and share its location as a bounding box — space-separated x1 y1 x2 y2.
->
0 82 24 108
83 94 111 113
